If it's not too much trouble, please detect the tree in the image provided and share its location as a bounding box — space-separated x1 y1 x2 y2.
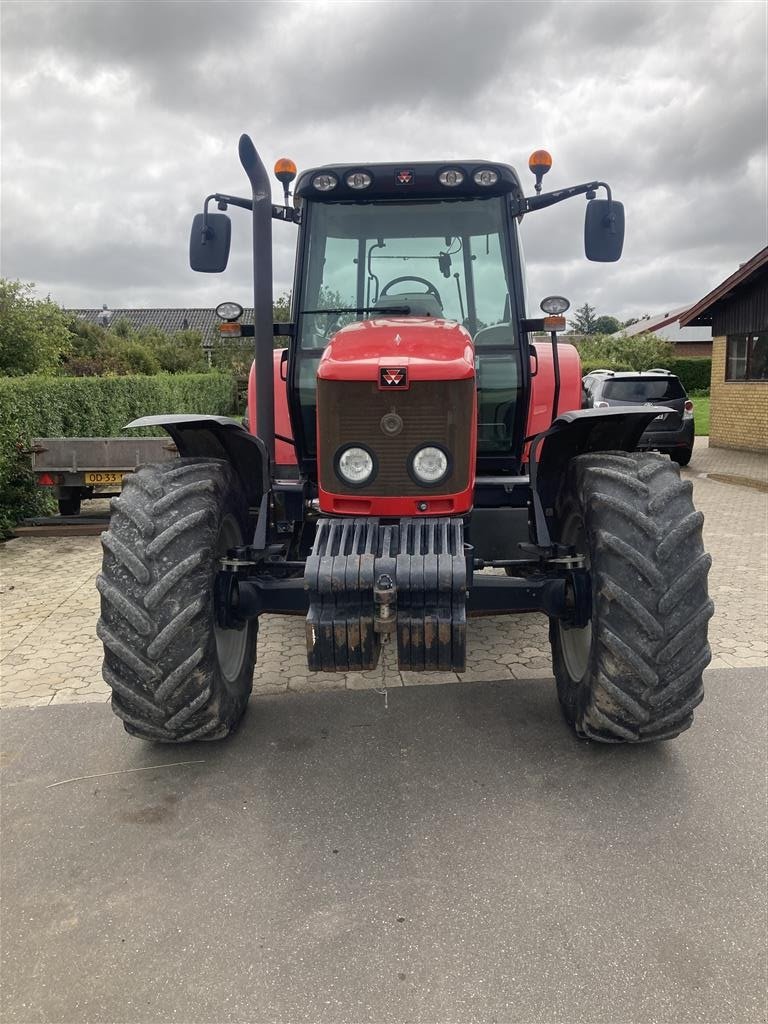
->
0 279 73 376
575 331 674 371
593 315 622 335
273 292 291 322
569 302 598 335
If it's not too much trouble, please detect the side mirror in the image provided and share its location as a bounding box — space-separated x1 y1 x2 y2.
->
189 212 231 272
584 199 625 262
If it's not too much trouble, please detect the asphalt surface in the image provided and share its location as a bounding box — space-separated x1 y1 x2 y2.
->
1 668 766 1024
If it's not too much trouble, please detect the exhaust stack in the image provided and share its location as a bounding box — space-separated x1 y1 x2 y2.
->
238 134 275 463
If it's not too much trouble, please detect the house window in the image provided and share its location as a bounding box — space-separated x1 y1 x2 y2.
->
726 333 768 381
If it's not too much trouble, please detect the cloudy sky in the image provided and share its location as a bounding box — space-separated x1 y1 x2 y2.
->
2 0 766 321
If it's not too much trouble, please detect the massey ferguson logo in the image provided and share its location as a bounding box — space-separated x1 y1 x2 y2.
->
380 366 407 389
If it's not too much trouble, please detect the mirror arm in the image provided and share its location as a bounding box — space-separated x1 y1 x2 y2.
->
202 192 300 224
200 194 217 245
521 180 611 214
213 192 253 212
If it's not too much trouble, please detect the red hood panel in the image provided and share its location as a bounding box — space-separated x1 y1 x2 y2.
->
318 318 475 382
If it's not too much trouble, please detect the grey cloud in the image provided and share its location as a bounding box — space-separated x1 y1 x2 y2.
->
1 0 765 319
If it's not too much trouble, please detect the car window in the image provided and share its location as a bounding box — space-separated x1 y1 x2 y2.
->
603 378 684 402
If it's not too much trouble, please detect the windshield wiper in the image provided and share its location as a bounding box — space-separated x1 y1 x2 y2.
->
301 306 411 315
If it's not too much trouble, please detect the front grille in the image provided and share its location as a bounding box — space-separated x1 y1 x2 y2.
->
317 378 474 496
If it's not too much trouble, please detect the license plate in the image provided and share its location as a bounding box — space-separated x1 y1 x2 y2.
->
84 471 124 485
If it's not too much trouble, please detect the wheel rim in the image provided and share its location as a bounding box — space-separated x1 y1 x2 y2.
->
558 511 592 682
214 514 249 683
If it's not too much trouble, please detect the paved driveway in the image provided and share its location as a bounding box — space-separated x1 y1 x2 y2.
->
1 668 765 1024
1 438 766 1024
1 439 766 708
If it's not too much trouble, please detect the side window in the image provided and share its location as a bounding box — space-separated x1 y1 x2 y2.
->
318 236 358 309
471 231 510 331
300 231 359 350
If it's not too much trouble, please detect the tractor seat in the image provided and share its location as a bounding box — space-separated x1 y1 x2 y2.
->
473 322 516 349
372 292 444 318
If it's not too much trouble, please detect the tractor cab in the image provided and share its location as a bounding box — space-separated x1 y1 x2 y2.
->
289 161 529 475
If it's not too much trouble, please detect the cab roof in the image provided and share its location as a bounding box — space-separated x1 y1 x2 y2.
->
294 160 524 202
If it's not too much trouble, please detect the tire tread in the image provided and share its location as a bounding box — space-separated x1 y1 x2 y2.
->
552 451 713 743
97 458 255 742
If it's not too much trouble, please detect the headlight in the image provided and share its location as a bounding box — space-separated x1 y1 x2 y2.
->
410 445 450 486
336 445 375 486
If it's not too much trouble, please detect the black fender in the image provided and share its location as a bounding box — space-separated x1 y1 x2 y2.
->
126 414 270 508
530 407 669 546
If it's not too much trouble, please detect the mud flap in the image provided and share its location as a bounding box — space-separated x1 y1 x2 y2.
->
305 518 467 672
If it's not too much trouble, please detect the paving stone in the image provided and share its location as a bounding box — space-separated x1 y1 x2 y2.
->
459 666 516 682
8 694 53 708
50 689 106 705
1 448 766 708
401 670 461 686
509 666 554 680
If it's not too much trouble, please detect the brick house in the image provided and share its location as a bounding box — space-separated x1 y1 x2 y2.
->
680 247 768 452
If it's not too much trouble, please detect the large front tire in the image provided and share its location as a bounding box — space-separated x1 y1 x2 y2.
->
97 458 257 742
550 451 713 743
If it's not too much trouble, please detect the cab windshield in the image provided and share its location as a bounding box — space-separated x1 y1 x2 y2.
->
298 197 515 347
294 196 524 461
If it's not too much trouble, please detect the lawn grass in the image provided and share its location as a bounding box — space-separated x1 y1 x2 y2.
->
691 396 710 436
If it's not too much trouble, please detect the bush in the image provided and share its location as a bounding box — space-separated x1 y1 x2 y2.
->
574 332 675 371
0 372 236 536
662 358 712 393
146 331 209 374
0 280 73 376
62 319 210 376
580 359 633 375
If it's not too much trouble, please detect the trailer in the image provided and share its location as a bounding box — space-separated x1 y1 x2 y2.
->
30 437 177 516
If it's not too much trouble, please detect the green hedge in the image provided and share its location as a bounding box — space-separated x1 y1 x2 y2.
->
662 358 711 393
0 372 236 536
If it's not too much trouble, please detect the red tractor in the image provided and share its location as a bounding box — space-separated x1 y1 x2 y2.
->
97 137 713 745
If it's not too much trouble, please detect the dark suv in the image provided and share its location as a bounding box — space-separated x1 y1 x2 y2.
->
582 369 695 466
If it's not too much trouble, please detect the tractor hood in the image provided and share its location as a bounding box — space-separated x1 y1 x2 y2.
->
317 318 475 384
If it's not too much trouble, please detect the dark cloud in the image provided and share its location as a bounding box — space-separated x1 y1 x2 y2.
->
1 0 765 320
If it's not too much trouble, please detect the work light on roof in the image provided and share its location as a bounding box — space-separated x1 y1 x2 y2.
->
438 168 464 187
346 171 372 190
473 168 499 187
312 173 338 192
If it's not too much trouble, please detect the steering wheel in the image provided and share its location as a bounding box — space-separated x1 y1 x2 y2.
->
379 276 443 306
